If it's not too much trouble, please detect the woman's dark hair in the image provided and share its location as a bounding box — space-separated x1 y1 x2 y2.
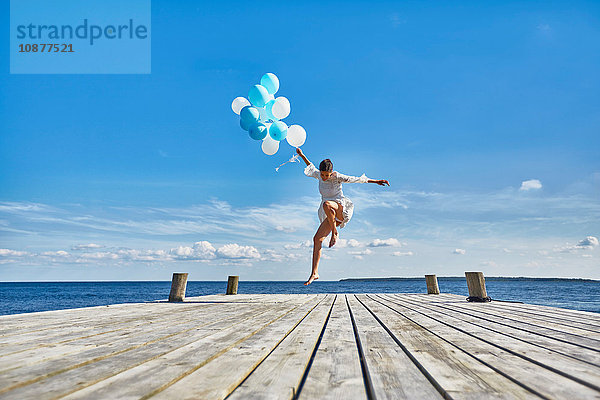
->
319 159 333 172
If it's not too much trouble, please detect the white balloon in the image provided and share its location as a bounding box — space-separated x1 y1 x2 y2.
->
271 97 291 120
257 106 269 122
231 97 250 115
263 122 272 136
262 135 279 155
286 124 307 147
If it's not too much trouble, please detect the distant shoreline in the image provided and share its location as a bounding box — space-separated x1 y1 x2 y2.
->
339 276 599 282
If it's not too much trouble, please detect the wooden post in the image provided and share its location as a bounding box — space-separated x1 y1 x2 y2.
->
226 275 239 295
168 273 188 302
465 271 488 300
425 274 440 294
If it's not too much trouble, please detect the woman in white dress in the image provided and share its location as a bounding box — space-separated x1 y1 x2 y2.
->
295 148 390 285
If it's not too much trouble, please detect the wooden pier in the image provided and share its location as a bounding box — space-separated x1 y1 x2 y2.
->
1 293 599 399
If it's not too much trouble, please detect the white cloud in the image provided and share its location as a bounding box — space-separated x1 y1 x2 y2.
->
169 241 260 261
283 238 363 250
537 23 551 32
216 243 260 259
0 198 317 240
0 249 29 257
2 180 598 250
577 236 599 249
1 175 599 278
559 236 599 253
260 249 305 262
78 251 120 260
72 243 104 250
480 260 498 267
41 250 70 257
392 251 414 256
453 248 466 255
116 249 169 262
347 239 361 247
170 241 217 260
520 179 542 191
275 225 297 233
335 238 361 248
0 240 264 265
284 240 312 250
348 248 373 256
344 189 409 210
0 202 50 213
367 238 401 247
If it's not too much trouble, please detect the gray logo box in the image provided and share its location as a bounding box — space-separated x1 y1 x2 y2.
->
10 0 151 74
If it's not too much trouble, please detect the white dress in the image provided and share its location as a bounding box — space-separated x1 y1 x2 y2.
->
304 162 370 229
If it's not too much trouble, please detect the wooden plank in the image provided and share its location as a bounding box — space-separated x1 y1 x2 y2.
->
0 295 295 391
0 295 306 399
390 295 600 367
297 295 367 400
0 294 277 347
0 302 226 355
0 294 280 355
51 295 317 400
482 301 600 328
0 294 269 336
0 294 271 338
478 304 600 333
0 297 291 373
432 293 600 337
435 299 600 344
375 294 600 398
0 303 171 338
346 295 443 399
226 296 335 400
2 293 599 400
151 295 330 399
391 294 600 365
445 292 600 320
506 302 600 320
357 295 535 399
0 295 296 355
438 293 600 324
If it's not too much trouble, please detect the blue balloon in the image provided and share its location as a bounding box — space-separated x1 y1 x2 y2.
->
240 117 253 131
248 85 271 107
260 73 279 95
265 99 278 121
240 106 260 124
249 122 268 140
269 121 288 141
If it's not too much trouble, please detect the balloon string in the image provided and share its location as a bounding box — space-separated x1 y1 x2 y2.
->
275 153 300 172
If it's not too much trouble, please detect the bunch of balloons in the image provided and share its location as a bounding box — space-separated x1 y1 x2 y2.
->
231 73 307 156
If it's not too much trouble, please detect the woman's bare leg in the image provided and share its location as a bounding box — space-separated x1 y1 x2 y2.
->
305 220 331 285
304 218 343 286
323 201 344 248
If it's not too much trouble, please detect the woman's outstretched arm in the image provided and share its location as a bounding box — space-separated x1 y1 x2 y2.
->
298 148 320 179
336 172 390 186
367 178 390 186
296 147 311 166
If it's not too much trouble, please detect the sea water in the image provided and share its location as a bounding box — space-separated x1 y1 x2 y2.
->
0 278 598 316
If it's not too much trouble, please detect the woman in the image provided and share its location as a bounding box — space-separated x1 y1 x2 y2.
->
296 148 390 285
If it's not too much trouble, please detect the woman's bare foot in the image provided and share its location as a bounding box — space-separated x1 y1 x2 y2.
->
329 231 338 248
304 273 319 285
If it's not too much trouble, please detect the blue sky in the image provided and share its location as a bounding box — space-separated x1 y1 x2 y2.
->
1 0 598 281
